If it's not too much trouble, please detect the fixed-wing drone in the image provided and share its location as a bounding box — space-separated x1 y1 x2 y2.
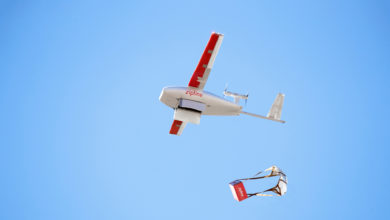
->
160 32 285 135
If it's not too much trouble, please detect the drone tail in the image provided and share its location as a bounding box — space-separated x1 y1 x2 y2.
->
240 93 285 123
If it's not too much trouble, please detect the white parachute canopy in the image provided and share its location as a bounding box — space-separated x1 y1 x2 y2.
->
246 165 288 197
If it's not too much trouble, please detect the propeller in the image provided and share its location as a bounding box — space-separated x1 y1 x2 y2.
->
245 92 249 106
223 83 229 98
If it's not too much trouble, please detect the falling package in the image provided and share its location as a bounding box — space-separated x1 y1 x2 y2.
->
229 166 287 202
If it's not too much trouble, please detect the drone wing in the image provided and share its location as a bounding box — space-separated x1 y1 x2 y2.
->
188 32 224 90
169 120 187 136
168 107 202 136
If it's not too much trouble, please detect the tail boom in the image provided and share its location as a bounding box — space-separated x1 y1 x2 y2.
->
240 111 285 123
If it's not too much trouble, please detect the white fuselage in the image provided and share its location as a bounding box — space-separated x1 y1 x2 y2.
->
159 87 242 116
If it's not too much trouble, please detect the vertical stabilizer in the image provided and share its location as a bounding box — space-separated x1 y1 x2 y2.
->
267 93 285 121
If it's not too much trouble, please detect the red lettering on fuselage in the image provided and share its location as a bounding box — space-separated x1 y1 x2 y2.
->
185 89 203 97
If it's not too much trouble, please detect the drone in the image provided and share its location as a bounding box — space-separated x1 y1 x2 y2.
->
160 32 285 135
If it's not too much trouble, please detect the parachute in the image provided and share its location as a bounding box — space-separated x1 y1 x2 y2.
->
229 166 288 202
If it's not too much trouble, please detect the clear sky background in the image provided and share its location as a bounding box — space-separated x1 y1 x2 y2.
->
1 0 389 219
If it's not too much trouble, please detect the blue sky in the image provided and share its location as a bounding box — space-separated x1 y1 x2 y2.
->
1 0 389 219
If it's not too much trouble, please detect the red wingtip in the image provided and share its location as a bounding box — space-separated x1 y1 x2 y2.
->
169 120 183 135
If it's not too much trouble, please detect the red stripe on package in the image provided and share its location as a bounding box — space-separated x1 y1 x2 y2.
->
229 180 248 202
